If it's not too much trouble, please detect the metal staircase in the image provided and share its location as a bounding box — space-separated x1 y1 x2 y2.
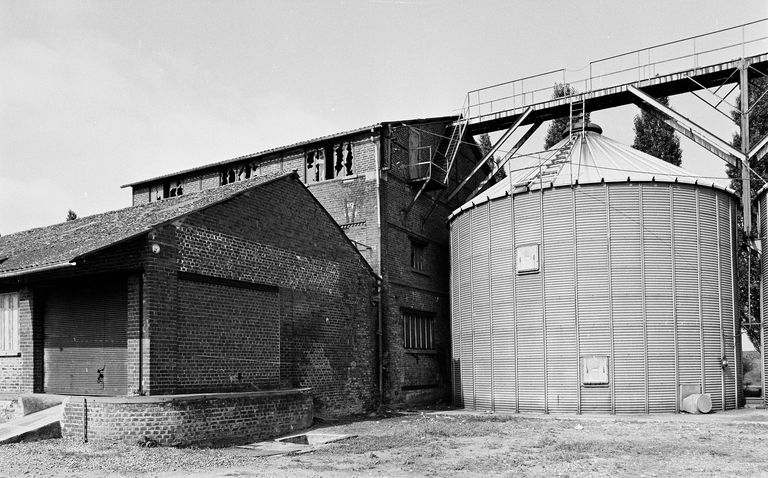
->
443 117 468 184
526 139 575 189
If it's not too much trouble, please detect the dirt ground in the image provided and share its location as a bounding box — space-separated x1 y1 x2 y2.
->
1 408 768 477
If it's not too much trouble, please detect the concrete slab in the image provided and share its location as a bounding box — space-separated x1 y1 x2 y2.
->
19 394 66 415
238 431 355 457
0 404 62 445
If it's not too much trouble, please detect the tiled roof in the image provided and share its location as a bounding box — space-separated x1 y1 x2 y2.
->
121 115 457 188
0 172 296 278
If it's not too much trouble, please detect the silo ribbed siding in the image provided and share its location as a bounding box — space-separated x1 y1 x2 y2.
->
760 192 768 409
450 182 739 414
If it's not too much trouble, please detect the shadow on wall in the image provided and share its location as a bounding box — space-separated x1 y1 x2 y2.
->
452 358 462 407
744 351 763 398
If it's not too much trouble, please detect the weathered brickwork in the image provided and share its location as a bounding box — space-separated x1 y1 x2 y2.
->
377 122 484 404
279 287 377 416
0 288 33 393
177 225 342 294
142 225 181 395
175 281 280 393
126 119 491 408
168 177 378 414
61 389 313 446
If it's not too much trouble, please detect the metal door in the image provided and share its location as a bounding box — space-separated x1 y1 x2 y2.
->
44 278 128 396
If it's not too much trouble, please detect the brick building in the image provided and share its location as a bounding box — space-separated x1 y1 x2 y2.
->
0 173 378 431
125 116 493 405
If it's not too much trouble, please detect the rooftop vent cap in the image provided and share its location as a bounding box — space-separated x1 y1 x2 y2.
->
562 122 603 138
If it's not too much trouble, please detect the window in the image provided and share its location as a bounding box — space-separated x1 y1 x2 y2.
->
162 179 184 198
221 163 256 186
581 355 609 386
0 293 19 355
306 142 354 183
403 309 434 350
410 239 426 272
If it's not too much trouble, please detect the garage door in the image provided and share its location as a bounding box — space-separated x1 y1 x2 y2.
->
44 278 128 396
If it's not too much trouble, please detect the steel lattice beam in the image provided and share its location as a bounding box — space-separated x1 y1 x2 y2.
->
466 121 543 203
627 83 753 234
445 108 532 203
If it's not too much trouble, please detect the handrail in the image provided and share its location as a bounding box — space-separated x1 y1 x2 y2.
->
458 18 768 125
591 18 767 64
467 68 566 95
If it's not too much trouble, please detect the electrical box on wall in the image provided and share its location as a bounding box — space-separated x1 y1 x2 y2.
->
581 355 609 386
515 244 540 273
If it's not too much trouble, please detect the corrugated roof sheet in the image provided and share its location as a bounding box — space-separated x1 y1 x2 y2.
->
0 172 295 277
449 128 736 221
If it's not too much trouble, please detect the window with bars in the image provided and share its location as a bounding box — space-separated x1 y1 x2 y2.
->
0 293 19 355
410 239 426 272
402 309 435 350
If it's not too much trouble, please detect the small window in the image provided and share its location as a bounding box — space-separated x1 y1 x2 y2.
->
581 355 609 386
403 309 434 350
0 293 20 355
410 239 426 272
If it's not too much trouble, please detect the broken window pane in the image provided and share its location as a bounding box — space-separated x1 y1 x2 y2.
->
345 143 353 176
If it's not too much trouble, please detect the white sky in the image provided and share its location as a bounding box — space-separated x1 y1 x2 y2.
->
1 1 767 234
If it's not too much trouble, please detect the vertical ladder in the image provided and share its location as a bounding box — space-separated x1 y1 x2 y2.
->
569 95 586 138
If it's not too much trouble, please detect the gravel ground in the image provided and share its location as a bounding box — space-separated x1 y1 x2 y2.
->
1 408 768 477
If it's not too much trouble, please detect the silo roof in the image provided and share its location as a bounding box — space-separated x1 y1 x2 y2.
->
449 127 736 221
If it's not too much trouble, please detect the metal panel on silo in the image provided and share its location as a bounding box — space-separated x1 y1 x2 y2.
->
574 185 612 413
542 188 578 413
457 211 474 408
720 195 737 409
514 193 545 412
698 188 725 409
672 185 703 396
762 193 768 409
642 184 677 413
609 185 646 414
471 204 492 410
489 198 516 412
450 220 461 406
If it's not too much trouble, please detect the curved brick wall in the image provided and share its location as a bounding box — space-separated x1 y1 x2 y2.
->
61 388 312 446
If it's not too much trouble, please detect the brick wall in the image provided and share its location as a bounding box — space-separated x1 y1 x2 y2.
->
377 121 485 404
125 120 494 408
61 389 313 446
279 287 377 416
142 175 379 415
143 225 180 395
175 280 280 393
0 288 34 394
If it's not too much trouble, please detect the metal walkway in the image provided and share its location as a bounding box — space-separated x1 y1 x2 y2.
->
455 18 768 135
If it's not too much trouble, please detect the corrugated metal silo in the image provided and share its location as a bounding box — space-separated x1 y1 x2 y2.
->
755 186 768 408
449 124 741 413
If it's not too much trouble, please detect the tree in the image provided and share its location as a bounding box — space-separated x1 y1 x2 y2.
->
632 96 682 166
477 133 507 182
727 76 768 352
543 83 581 149
66 209 78 221
478 133 494 162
